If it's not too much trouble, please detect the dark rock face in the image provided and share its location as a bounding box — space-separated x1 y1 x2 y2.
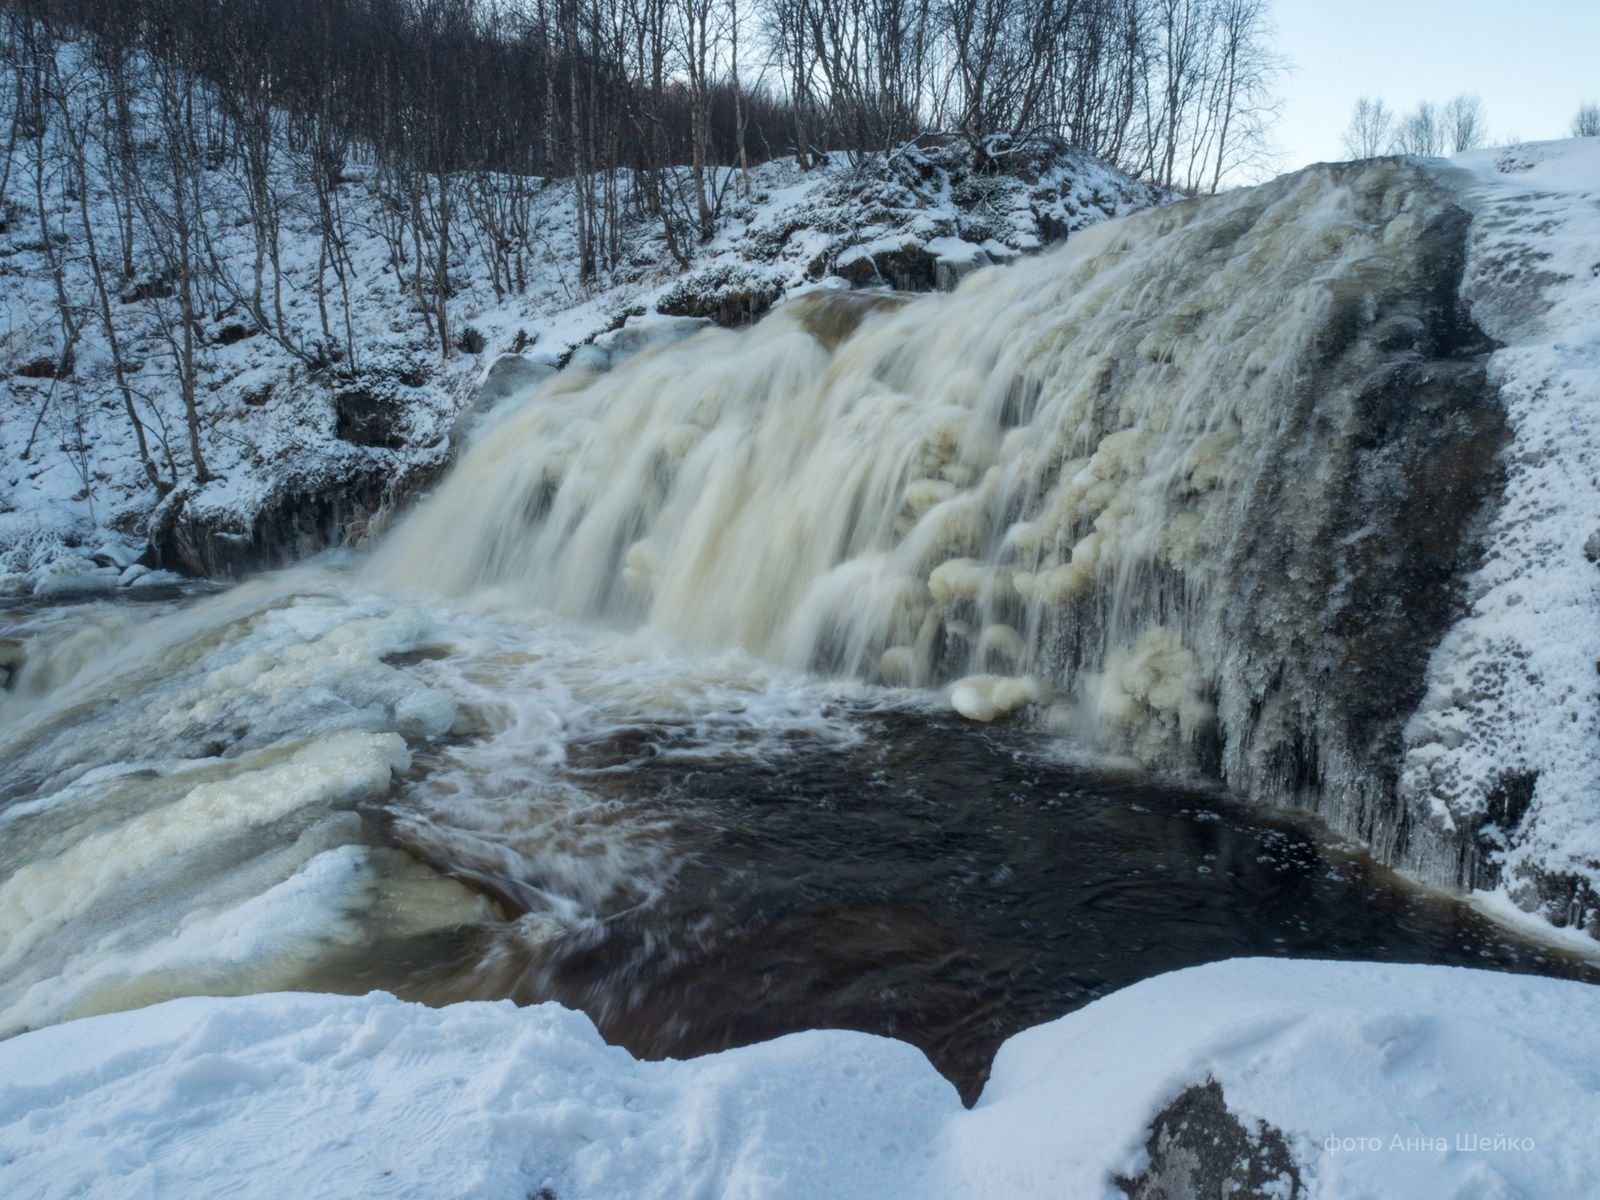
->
241 380 274 407
835 239 940 291
148 459 446 578
14 352 70 380
1193 164 1506 890
657 265 784 328
0 639 23 691
212 322 255 346
335 387 411 449
1116 1080 1303 1200
120 270 175 303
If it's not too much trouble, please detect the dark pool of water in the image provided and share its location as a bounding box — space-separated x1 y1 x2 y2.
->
366 705 1599 1104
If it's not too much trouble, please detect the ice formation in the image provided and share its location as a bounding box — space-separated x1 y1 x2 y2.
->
0 577 497 1035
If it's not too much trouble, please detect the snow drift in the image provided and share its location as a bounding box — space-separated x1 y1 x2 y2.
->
3 958 1598 1199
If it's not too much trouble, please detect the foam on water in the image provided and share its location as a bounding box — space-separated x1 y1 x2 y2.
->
0 571 886 1036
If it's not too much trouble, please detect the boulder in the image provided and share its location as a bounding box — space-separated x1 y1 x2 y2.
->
564 344 613 373
334 387 409 449
450 353 558 445
834 237 940 292
1116 1080 1304 1200
657 265 784 328
593 316 712 361
478 352 557 405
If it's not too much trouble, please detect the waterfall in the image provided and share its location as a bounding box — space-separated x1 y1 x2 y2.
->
376 158 1503 879
8 153 1587 1054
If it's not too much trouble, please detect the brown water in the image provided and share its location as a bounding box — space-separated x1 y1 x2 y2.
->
4 582 1595 1103
363 704 1598 1104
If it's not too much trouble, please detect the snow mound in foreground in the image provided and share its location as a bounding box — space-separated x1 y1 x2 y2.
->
2 959 1597 1199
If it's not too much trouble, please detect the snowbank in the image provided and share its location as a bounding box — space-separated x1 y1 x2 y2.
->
1399 139 1600 931
3 958 1598 1199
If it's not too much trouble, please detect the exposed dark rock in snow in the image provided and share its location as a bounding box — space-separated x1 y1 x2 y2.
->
13 352 70 380
657 263 787 328
334 387 411 449
211 322 256 347
148 459 444 578
1116 1080 1303 1200
0 638 22 690
835 237 939 291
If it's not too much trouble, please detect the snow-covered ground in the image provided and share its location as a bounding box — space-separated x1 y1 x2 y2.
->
1399 137 1600 928
2 958 1597 1199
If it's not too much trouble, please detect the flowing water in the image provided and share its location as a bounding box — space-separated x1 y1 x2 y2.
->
1 158 1593 1101
2 574 1594 1102
374 158 1506 880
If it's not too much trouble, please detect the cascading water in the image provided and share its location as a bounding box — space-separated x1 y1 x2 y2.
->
1 157 1587 1096
377 158 1503 881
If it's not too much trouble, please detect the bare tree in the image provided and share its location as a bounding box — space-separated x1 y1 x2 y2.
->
132 54 211 482
51 37 168 491
1442 93 1485 153
1574 102 1600 138
1391 101 1442 157
676 0 722 241
1195 0 1280 192
1341 96 1392 159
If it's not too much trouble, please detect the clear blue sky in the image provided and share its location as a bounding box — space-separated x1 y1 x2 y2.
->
1267 0 1600 175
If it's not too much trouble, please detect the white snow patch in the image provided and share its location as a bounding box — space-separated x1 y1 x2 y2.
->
1400 138 1600 914
2 959 1597 1198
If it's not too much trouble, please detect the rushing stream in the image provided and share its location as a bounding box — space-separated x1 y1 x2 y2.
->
2 574 1595 1103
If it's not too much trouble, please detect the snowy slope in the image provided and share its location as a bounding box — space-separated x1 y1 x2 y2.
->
2 958 1597 1199
1400 138 1600 930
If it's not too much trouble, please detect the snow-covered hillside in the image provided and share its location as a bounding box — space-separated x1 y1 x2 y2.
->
1399 138 1600 931
0 40 1160 593
3 958 1598 1199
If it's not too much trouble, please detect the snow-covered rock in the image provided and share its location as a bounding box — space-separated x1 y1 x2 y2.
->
593 315 713 360
1397 139 1600 934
